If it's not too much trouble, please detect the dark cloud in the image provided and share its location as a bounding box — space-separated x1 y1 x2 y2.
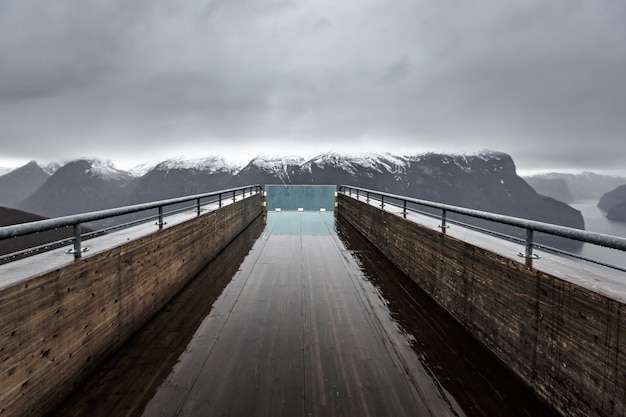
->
0 0 625 173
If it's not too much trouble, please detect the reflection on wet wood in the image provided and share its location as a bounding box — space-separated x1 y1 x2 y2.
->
46 216 265 417
143 212 451 416
48 211 560 417
336 216 561 417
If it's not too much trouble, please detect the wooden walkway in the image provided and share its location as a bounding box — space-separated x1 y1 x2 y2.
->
48 211 559 417
142 211 451 416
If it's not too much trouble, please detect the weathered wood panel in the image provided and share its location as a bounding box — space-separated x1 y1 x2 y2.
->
0 194 263 417
337 194 626 417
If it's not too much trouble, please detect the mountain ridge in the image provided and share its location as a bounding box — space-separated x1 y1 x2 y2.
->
0 161 51 208
1 151 585 250
524 172 626 202
598 185 626 222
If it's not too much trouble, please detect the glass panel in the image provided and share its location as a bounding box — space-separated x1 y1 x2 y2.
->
265 185 336 211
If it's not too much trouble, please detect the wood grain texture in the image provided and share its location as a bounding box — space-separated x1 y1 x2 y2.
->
338 193 626 417
45 210 561 417
0 195 263 417
142 212 455 416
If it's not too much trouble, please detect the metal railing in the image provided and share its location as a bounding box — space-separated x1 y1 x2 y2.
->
339 185 626 271
0 185 263 262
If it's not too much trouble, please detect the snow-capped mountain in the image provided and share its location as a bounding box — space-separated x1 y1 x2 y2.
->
18 159 135 217
129 162 158 178
42 162 61 176
153 155 241 174
235 154 308 185
241 154 306 172
303 152 406 176
2 151 585 248
129 155 240 204
0 161 50 208
80 158 133 181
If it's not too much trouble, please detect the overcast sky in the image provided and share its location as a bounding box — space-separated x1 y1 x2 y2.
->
1 0 625 174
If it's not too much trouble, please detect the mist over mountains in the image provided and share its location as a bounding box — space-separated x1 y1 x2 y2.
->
523 172 626 203
523 172 626 223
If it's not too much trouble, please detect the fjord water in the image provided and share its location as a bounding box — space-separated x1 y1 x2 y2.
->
570 200 626 269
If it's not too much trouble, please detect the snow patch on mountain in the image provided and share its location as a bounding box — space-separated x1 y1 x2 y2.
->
42 162 61 175
0 167 12 176
129 162 157 177
83 159 131 180
243 154 308 184
304 152 407 175
248 154 307 171
154 155 241 174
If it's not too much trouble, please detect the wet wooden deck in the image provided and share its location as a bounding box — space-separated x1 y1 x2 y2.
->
142 211 450 416
48 211 559 417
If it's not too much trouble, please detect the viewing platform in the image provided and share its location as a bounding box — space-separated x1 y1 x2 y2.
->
0 185 624 417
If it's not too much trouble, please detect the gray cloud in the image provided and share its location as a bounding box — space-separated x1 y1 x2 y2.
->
0 0 625 173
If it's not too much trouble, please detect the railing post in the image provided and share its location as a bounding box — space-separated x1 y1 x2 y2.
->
219 193 222 208
381 195 385 209
440 209 449 232
366 192 370 203
357 189 360 200
349 188 352 197
73 224 81 254
525 229 533 258
403 200 407 218
196 198 201 216
232 190 236 203
158 206 164 229
65 223 88 257
72 224 82 258
519 228 539 261
243 188 246 198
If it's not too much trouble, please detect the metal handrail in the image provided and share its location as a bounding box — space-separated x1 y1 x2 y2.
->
0 185 263 259
338 185 626 261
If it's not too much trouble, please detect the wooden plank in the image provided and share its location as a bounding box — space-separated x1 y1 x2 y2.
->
49 209 563 417
143 212 456 416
